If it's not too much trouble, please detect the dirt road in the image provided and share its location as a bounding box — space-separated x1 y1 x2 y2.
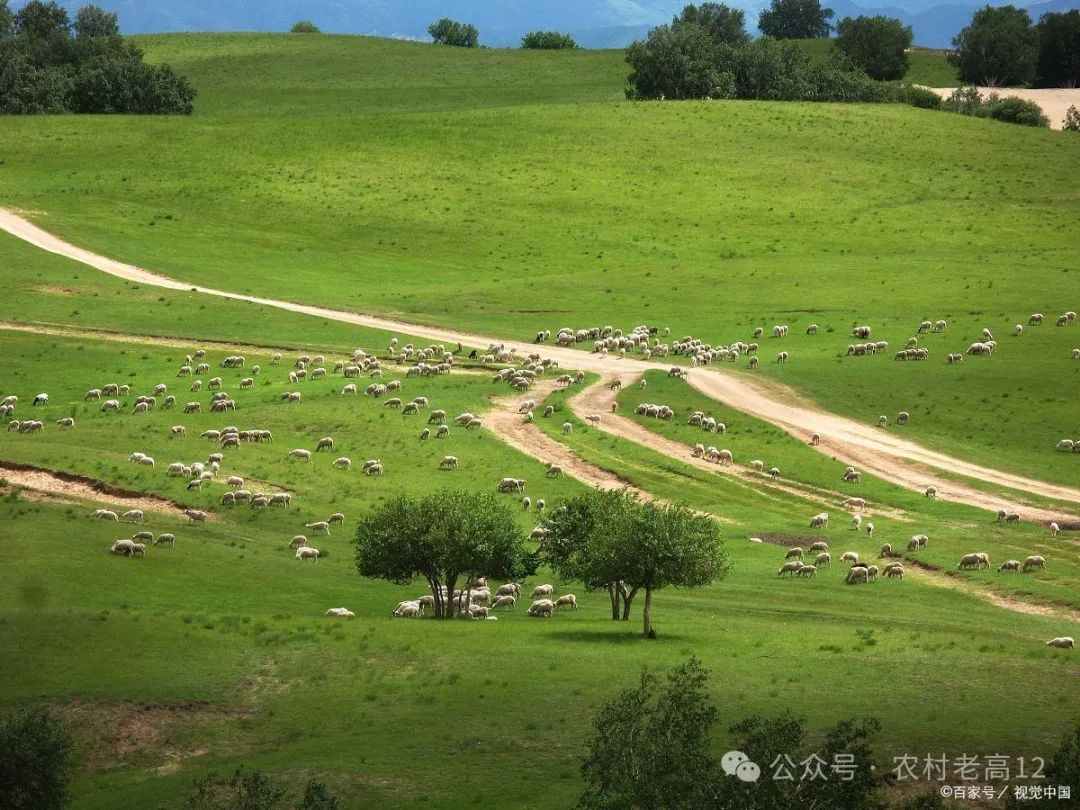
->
3 208 1077 520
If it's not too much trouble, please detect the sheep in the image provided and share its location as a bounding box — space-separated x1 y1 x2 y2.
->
138 456 155 468
295 546 321 562
332 457 352 471
842 470 862 484
546 463 564 478
925 486 938 499
439 455 458 469
851 514 862 530
435 425 450 438
768 467 781 479
554 594 579 610
840 551 859 565
121 509 144 524
55 417 75 429
492 595 517 611
325 608 355 618
998 560 1021 573
287 448 312 462
845 567 869 585
110 539 137 556
883 563 904 579
91 509 119 522
814 552 831 568
1005 512 1020 524
1055 439 1074 452
1022 555 1046 572
1050 522 1059 537
842 497 866 510
101 399 121 412
465 418 482 430
776 351 789 363
364 462 384 476
498 477 527 493
1013 324 1024 337
748 537 763 544
288 535 308 549
496 583 522 599
957 553 988 570
912 534 928 549
268 493 292 509
315 437 334 452
1073 349 1080 360
84 388 102 401
325 513 346 528
154 533 176 547
562 421 573 434
306 521 331 536
183 402 201 414
877 415 888 427
341 383 358 396
784 547 805 561
530 584 554 600
878 543 894 559
187 478 204 491
1029 313 1044 325
220 492 237 506
527 599 555 618
190 380 203 392
809 513 829 529
522 496 532 512
282 391 301 404
1045 637 1075 649
896 411 910 425
777 561 803 577
184 509 208 523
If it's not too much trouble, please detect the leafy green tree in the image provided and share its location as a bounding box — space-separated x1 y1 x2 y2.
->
1035 11 1080 88
624 22 729 100
290 20 320 34
521 30 577 49
579 658 720 809
949 5 1037 86
675 3 749 46
834 15 912 80
355 490 526 618
0 707 74 810
0 0 14 40
427 18 479 48
74 5 118 38
541 490 728 636
758 0 834 39
1064 105 1080 131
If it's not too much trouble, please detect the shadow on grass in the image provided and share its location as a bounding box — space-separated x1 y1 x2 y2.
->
542 628 692 643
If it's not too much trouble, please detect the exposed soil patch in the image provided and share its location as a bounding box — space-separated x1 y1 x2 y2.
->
33 284 77 296
0 460 195 519
54 697 250 772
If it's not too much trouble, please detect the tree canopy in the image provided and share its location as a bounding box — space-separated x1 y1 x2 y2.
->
949 5 1038 86
834 15 912 81
428 18 479 48
675 3 749 46
355 489 526 618
758 0 835 39
0 1 195 114
290 20 320 34
540 490 728 637
1034 11 1080 88
521 30 578 49
0 707 73 810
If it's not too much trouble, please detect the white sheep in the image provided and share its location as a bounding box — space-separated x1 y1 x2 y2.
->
925 486 938 499
439 455 458 469
527 599 555 618
306 521 331 535
998 560 1021 573
1050 522 1059 537
554 594 578 610
530 584 554 600
295 546 321 562
840 551 859 565
1045 637 1075 649
777 561 803 577
851 514 862 530
1022 555 1046 572
333 457 352 470
845 567 869 585
325 608 355 617
287 448 312 462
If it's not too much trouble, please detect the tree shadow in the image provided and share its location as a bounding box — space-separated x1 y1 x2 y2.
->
541 628 692 644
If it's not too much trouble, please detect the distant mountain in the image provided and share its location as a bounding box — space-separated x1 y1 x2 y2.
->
17 0 1080 49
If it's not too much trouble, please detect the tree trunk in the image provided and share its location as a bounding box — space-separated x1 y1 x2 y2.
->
427 574 442 618
608 582 621 620
622 585 639 621
443 575 458 618
642 587 655 638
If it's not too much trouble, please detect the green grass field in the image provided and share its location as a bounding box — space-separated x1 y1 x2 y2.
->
1 32 1079 809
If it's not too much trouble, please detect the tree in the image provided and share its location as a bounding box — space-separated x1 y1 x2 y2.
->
0 707 73 810
1034 11 1080 88
1064 105 1080 131
355 490 526 618
579 658 720 810
521 30 577 49
290 20 320 34
13 1 68 42
758 0 834 39
624 22 729 100
834 16 912 80
541 490 728 637
427 18 478 48
675 3 749 46
74 5 118 39
0 1 14 40
949 5 1037 86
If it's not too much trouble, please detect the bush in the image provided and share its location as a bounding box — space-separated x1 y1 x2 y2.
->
985 96 1049 127
290 20 320 34
521 30 577 49
898 84 943 109
0 707 73 810
1064 105 1080 131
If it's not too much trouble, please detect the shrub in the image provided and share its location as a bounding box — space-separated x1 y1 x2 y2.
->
521 30 577 49
0 707 73 810
985 96 1049 127
1064 105 1080 131
899 84 943 109
290 21 320 34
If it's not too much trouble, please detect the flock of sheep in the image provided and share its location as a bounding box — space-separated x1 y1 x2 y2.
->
387 580 578 620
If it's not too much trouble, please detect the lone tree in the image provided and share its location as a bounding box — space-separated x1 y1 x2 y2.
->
355 490 526 618
290 20 320 34
428 18 479 48
834 15 913 81
675 2 749 45
521 30 578 49
579 658 720 809
949 5 1038 86
540 489 728 637
0 707 73 810
758 0 834 39
1034 11 1080 88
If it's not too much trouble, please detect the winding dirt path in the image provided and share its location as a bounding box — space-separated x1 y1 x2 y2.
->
3 208 1078 521
0 460 192 518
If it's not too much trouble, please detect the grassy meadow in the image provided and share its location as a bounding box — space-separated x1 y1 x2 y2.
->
2 325 1078 809
1 31 1079 809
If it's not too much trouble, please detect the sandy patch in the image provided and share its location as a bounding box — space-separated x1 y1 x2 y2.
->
929 87 1080 130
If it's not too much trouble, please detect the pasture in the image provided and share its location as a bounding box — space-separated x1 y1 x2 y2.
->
1 31 1078 810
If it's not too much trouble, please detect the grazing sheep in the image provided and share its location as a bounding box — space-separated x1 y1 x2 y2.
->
842 470 862 484
562 421 573 434
998 560 1021 573
878 415 888 427
527 599 555 618
796 564 817 578
810 433 820 446
554 594 578 610
925 486 938 499
155 533 175 547
776 351 789 363
522 496 532 512
808 541 829 552
101 399 121 413
341 383 358 396
55 417 75 429
492 595 517 610
1045 637 1075 649
184 509 208 523
1004 512 1020 524
220 492 236 506
883 564 904 579
957 553 988 570
332 457 352 470
295 546 321 562
777 561 803 577
289 535 307 549
287 448 312 462
845 567 869 585
91 509 119 522
187 478 204 491
911 534 928 549
530 584 554 600
814 552 831 567
170 425 186 438
315 437 334 452
1022 555 1046 572
1029 313 1044 325
866 565 879 582
327 513 345 527
306 521 331 536
546 463 564 478
851 514 862 530
183 401 201 414
879 543 893 558
785 547 804 560
809 513 829 529
435 424 450 438
121 509 144 524
1050 522 1059 537
109 539 137 556
439 455 458 469
842 497 866 510
768 467 780 479
325 608 355 617
841 551 859 565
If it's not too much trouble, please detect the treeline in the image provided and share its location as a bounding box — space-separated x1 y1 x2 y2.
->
0 1 195 115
